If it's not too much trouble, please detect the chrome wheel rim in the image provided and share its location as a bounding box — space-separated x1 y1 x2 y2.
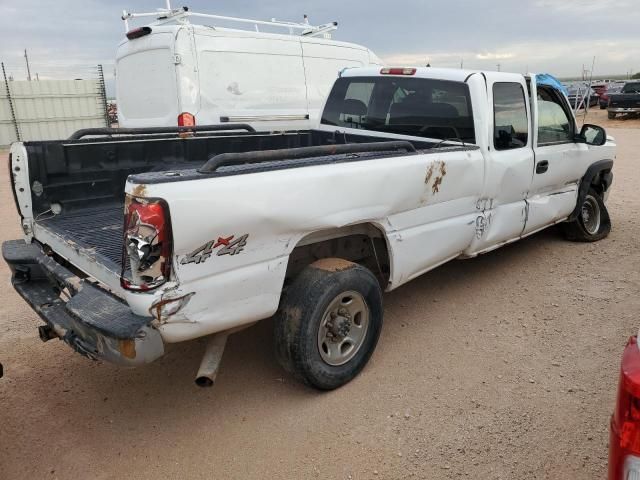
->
317 291 370 366
581 195 601 235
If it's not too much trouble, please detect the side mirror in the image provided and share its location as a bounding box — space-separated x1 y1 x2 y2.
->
577 124 607 146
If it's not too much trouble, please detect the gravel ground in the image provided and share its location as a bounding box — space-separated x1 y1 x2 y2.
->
0 112 638 479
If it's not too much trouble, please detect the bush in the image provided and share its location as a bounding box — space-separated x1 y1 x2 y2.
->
632 72 640 79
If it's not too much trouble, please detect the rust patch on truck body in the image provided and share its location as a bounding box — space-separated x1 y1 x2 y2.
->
425 161 447 194
118 339 137 359
424 163 435 185
131 184 147 197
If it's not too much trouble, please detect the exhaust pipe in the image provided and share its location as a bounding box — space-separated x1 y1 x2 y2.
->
195 332 229 387
38 325 58 342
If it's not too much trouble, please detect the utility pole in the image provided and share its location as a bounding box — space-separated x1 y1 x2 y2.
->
24 49 32 81
460 58 464 69
35 73 39 81
496 63 501 72
2 62 21 141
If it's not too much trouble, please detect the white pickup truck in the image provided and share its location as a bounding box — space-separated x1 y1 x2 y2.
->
4 67 614 390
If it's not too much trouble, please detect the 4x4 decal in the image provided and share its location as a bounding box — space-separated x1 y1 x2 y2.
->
180 234 249 265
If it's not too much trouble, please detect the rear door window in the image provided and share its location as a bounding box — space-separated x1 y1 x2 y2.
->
493 83 528 150
321 76 475 143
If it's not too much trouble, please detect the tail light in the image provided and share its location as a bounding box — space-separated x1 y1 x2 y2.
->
178 112 196 127
121 195 172 291
609 336 640 479
381 67 417 76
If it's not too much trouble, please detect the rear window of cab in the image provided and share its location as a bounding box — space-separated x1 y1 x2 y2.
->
321 76 476 144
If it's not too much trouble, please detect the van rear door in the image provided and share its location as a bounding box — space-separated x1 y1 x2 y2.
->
301 40 369 124
195 32 310 130
116 30 179 128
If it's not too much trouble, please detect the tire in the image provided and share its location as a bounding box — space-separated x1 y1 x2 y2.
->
274 258 383 390
561 188 611 242
600 104 606 110
608 111 616 119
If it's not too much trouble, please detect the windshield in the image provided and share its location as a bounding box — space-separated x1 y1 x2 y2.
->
622 83 640 94
321 76 476 143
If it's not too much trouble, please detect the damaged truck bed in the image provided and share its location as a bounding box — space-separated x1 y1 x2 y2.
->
4 67 615 390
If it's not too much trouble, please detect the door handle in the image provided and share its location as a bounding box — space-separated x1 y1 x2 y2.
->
536 160 549 174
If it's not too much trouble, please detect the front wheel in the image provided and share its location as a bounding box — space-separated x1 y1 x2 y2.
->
274 258 383 390
561 188 611 242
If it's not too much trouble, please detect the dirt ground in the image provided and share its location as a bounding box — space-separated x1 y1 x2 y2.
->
0 114 638 480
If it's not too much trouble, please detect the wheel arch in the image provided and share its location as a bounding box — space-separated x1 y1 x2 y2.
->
284 223 393 290
569 159 614 221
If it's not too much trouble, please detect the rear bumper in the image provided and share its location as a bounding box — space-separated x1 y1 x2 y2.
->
2 239 164 366
608 107 640 113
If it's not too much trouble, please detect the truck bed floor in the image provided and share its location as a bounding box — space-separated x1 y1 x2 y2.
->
37 205 124 273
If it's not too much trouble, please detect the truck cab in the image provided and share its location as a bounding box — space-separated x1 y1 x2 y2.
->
319 67 613 251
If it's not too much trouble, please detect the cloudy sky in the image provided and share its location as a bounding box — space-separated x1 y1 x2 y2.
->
1 0 638 91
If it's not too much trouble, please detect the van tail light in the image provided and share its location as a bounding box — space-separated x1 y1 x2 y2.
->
609 336 640 479
381 67 417 76
178 112 196 127
121 195 172 292
126 27 152 40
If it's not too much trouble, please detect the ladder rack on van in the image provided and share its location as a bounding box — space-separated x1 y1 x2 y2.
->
122 1 339 38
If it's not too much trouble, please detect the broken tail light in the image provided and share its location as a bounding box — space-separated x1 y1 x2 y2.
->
609 336 640 479
121 195 172 291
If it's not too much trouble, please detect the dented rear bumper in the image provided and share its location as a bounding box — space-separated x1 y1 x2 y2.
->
2 239 164 366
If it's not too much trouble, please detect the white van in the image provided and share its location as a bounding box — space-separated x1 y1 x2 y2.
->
116 5 383 131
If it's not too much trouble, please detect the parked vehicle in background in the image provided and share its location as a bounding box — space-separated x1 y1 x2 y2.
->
3 68 615 390
608 82 640 119
608 335 640 479
592 80 616 96
600 83 624 109
566 85 599 109
116 4 382 131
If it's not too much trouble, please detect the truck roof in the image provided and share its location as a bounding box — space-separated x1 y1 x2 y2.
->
340 66 526 83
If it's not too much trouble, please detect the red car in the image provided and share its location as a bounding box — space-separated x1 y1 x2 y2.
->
600 84 624 110
609 336 640 478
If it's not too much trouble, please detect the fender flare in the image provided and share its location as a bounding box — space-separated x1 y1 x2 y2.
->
569 159 614 221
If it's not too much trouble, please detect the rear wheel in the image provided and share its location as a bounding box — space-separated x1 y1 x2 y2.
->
274 258 383 390
561 188 611 242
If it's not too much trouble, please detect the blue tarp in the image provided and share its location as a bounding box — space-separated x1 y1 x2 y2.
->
535 73 569 95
